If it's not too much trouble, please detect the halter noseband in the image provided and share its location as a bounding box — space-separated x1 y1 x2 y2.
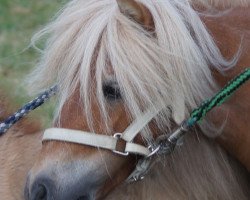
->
43 108 162 157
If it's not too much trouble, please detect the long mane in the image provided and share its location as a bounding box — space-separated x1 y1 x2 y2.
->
27 0 237 137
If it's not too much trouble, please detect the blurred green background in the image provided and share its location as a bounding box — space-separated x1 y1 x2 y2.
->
0 0 66 127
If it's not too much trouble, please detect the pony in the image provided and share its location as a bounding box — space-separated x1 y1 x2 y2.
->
0 0 250 199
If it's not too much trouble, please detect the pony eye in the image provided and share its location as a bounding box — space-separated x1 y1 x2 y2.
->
103 82 122 101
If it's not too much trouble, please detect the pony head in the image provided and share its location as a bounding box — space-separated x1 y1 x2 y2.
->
25 0 234 199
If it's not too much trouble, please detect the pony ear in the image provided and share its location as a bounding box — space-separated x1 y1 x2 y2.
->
116 0 154 31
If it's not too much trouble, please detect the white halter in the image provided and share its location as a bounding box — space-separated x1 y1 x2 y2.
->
43 108 162 157
42 107 188 182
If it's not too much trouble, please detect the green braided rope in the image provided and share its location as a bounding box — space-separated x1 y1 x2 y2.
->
187 68 250 127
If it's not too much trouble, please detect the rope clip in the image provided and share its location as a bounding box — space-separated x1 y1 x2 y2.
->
148 121 190 157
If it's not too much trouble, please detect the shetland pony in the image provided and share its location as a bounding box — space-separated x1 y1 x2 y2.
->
1 0 250 200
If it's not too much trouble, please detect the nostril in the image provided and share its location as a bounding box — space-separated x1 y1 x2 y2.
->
30 177 55 200
35 185 47 200
28 176 95 200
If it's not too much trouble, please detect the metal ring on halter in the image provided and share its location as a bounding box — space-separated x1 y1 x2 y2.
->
112 133 129 156
146 144 161 158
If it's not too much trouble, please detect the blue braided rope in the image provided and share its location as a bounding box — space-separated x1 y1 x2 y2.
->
0 85 58 136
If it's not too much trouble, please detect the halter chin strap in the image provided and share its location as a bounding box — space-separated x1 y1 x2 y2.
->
43 107 162 157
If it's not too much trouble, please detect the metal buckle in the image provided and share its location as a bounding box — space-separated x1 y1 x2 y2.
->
112 133 129 156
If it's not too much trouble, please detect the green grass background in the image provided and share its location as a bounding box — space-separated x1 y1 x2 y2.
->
0 0 66 127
